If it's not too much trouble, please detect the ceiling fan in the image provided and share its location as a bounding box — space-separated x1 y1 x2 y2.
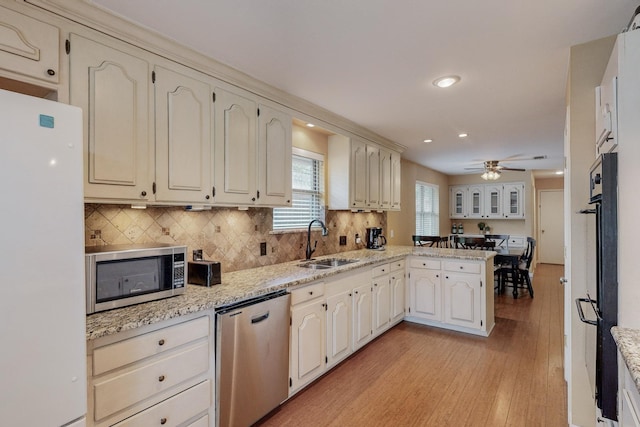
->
464 156 547 180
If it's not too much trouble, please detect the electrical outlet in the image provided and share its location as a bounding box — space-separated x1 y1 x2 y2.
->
260 242 267 256
339 235 347 246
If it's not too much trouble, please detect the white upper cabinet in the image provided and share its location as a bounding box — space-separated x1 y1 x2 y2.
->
153 64 213 204
467 185 484 219
0 5 59 84
449 185 468 219
502 183 525 219
257 103 292 206
213 86 257 205
595 39 618 157
366 144 381 208
328 135 401 211
483 184 503 219
449 182 525 220
390 151 401 211
69 33 153 202
379 148 392 210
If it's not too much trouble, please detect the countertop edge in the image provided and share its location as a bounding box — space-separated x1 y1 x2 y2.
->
612 326 640 393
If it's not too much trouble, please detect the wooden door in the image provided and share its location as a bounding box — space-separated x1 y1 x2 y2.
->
69 33 152 201
213 87 257 205
154 64 212 203
539 190 564 264
326 290 351 368
257 104 292 206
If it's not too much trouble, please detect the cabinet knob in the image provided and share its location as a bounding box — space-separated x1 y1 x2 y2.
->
158 339 165 346
47 69 56 76
205 195 210 200
252 197 256 202
460 266 463 270
160 418 167 425
158 375 165 382
141 191 147 197
436 274 439 278
309 291 313 295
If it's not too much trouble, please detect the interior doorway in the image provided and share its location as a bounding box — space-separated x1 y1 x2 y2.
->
538 189 564 264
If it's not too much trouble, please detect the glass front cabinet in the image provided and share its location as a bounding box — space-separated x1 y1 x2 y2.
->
502 183 525 219
448 182 524 220
449 186 468 219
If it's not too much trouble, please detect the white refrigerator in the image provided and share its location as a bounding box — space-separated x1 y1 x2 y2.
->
0 89 87 426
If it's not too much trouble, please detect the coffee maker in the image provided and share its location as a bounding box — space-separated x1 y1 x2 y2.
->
365 227 387 250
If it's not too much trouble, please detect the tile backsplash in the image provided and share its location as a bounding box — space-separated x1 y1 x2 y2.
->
85 204 386 273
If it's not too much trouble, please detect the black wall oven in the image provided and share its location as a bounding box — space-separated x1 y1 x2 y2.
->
577 152 618 421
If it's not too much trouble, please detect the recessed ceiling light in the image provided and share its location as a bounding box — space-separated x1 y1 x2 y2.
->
423 139 433 143
306 123 315 128
433 75 461 88
555 170 564 175
458 133 468 138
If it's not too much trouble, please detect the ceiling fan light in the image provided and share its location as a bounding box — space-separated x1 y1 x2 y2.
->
482 170 501 181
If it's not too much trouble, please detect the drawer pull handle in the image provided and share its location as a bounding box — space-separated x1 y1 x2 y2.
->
158 375 165 382
460 266 464 270
158 339 165 346
160 418 167 425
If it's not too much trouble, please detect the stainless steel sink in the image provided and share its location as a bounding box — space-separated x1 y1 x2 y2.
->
298 258 359 269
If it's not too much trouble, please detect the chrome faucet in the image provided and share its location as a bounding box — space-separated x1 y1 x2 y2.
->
306 219 329 260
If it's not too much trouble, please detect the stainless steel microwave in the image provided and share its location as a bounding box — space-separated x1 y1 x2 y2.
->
85 243 187 314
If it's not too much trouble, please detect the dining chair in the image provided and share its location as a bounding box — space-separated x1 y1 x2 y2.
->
412 235 444 247
499 237 536 298
458 237 495 250
485 234 509 249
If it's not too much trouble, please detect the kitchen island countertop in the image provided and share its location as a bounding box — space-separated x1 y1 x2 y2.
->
612 326 640 393
86 245 496 340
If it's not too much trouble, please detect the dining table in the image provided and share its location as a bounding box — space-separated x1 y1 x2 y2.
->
493 247 526 298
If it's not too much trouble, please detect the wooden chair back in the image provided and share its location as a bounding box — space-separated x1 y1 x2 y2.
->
412 235 444 247
485 234 509 248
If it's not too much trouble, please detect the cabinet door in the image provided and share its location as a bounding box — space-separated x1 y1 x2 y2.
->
372 276 390 335
467 185 484 218
257 104 292 206
350 138 367 208
390 151 402 210
0 6 59 84
366 144 380 208
352 283 372 351
390 270 405 323
379 148 392 209
154 65 212 203
213 87 257 205
483 184 503 218
326 290 351 368
69 33 152 201
410 268 442 321
290 299 325 393
503 183 525 219
449 186 467 218
443 272 482 329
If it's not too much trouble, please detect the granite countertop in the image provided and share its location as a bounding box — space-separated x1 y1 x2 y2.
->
612 326 640 392
86 245 496 340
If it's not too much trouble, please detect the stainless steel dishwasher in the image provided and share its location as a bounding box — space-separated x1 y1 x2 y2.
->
216 290 290 427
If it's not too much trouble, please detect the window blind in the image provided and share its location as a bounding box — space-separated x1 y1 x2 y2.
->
273 153 325 230
416 181 439 235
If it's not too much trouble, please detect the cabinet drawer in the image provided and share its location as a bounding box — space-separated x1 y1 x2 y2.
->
290 282 325 305
93 316 209 376
112 380 210 427
188 415 209 427
409 258 440 270
390 259 405 271
372 263 390 277
93 341 209 421
444 261 481 274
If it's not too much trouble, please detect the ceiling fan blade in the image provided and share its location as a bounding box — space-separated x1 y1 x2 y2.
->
500 167 526 172
464 167 485 171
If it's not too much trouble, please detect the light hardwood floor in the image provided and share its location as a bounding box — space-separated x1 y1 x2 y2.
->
257 263 567 427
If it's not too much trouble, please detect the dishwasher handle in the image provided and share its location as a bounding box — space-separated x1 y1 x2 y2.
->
251 311 270 324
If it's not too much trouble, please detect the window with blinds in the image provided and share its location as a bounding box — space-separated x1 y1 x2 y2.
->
273 149 325 230
416 181 439 235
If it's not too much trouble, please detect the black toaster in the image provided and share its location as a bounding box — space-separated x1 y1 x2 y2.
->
188 260 221 286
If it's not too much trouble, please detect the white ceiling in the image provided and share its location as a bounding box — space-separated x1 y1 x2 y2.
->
93 0 637 175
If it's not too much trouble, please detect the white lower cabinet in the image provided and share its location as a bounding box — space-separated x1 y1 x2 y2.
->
389 260 406 324
372 265 391 335
619 353 640 427
407 256 494 337
352 282 373 351
289 282 326 395
326 288 352 369
86 314 213 427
